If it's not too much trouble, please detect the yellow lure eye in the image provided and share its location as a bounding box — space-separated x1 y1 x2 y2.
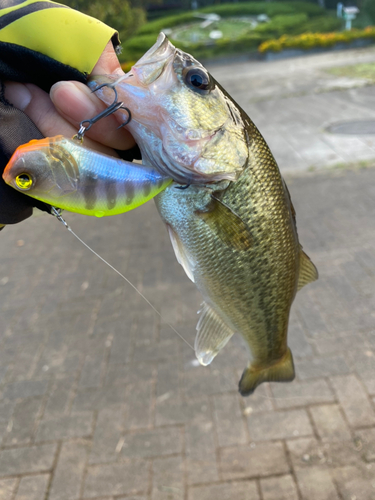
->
15 173 33 190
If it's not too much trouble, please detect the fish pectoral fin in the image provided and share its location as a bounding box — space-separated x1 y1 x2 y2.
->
195 302 235 366
297 246 318 291
239 347 295 396
167 224 195 283
196 196 252 252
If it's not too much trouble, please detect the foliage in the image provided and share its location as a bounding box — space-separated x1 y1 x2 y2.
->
258 26 375 52
136 1 324 36
119 0 342 62
62 0 146 41
363 0 375 23
326 62 375 82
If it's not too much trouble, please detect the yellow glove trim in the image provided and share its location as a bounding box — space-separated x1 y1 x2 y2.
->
0 2 118 74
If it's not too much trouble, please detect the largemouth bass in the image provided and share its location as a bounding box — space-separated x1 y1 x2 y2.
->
3 135 171 217
92 34 318 395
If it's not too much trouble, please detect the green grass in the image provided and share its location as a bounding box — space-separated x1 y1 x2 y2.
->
326 63 375 83
119 1 339 62
172 18 256 45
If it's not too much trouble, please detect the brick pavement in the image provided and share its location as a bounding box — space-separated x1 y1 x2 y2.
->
1 50 375 499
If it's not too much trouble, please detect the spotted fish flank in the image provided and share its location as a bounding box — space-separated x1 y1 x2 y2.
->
3 135 172 217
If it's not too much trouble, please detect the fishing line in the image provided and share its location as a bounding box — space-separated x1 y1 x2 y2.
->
51 208 195 351
50 209 344 405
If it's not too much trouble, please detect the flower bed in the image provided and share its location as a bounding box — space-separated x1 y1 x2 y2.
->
258 26 375 53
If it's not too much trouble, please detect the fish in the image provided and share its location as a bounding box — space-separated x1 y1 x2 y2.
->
3 135 172 217
92 33 318 396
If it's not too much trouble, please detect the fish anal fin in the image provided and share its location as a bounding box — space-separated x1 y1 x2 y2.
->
298 247 318 291
167 224 195 283
195 302 235 366
196 196 252 252
239 347 295 396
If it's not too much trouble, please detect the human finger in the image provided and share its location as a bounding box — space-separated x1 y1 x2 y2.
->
4 81 118 156
50 80 135 151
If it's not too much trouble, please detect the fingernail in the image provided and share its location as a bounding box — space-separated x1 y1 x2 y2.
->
4 82 32 111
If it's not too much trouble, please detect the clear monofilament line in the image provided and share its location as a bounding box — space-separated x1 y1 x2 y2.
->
51 209 195 351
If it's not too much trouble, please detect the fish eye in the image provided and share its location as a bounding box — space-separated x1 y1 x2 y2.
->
15 173 33 190
183 67 212 94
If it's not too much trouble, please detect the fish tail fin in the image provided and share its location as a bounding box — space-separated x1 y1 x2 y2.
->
238 347 295 396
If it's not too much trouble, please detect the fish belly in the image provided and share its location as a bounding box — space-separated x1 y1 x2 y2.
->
155 172 299 396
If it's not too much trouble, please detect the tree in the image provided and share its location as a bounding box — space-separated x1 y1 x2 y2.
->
63 0 146 42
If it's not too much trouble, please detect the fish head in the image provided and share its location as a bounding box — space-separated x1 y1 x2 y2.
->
3 136 78 202
90 33 248 184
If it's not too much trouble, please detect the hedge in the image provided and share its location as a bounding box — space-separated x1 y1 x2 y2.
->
258 26 375 52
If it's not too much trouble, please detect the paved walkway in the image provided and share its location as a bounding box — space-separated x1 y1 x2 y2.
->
1 48 375 499
210 45 375 173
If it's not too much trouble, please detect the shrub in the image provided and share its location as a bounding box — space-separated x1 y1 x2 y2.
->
258 26 375 52
254 13 309 37
364 0 375 23
137 1 325 37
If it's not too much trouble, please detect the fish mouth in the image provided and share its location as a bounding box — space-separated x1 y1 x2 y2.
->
135 32 172 68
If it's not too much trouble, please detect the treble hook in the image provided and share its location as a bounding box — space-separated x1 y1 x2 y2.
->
75 84 132 140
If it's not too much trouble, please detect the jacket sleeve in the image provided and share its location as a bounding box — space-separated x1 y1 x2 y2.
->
0 1 120 224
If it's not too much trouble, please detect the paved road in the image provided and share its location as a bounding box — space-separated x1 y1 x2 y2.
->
1 48 375 499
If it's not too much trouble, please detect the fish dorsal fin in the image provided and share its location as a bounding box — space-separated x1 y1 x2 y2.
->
298 246 318 291
195 302 235 366
167 224 195 283
196 195 252 252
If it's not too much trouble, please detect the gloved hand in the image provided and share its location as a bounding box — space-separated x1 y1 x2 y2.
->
0 1 139 227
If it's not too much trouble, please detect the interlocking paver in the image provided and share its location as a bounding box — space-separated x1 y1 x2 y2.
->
271 379 334 409
120 427 183 459
151 456 184 500
286 437 326 470
260 475 299 500
2 379 49 400
14 474 50 500
3 397 42 446
213 393 247 447
332 465 375 500
84 460 150 498
125 381 153 430
72 385 127 412
294 354 352 380
330 374 375 427
0 478 18 500
247 409 313 441
186 415 218 484
1 47 375 500
43 374 76 418
296 468 340 500
309 405 352 442
219 442 289 479
78 351 106 389
35 412 95 442
355 428 375 463
49 441 88 500
0 444 57 476
89 407 124 465
188 480 259 500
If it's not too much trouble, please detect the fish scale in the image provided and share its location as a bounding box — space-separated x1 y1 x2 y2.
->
91 33 318 395
3 33 319 396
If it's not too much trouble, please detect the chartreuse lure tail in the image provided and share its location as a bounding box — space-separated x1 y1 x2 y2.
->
3 135 172 217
